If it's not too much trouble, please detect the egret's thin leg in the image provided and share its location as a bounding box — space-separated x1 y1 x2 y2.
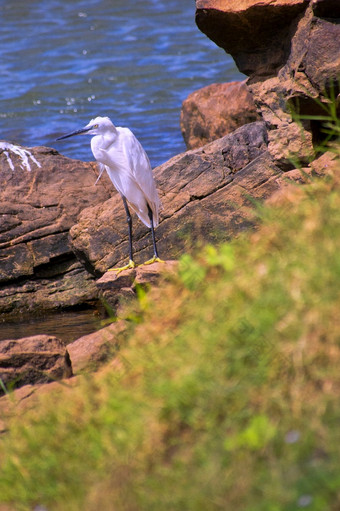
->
122 195 134 263
148 205 159 259
108 196 136 273
143 205 163 265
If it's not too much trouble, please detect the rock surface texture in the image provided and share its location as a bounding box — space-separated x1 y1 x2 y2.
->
195 0 340 166
67 321 127 374
0 145 111 314
180 81 260 149
0 334 72 395
96 260 178 311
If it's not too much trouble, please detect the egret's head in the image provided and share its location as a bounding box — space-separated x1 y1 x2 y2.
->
85 116 115 135
56 116 115 140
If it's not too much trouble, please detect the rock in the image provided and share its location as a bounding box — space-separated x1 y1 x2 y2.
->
309 151 338 176
0 384 39 433
0 334 72 395
70 122 286 274
0 378 80 435
221 121 268 172
269 150 338 202
0 145 112 315
67 321 127 374
96 260 178 311
195 0 308 76
180 81 260 149
195 0 340 167
96 268 137 293
133 260 178 286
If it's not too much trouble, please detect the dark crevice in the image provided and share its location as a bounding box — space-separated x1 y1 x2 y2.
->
0 228 70 250
288 94 340 151
28 203 59 209
32 253 82 280
0 252 87 288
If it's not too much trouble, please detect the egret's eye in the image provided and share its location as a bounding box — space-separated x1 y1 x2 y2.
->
93 124 99 129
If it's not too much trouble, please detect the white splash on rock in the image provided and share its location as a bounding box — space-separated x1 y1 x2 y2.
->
0 142 41 172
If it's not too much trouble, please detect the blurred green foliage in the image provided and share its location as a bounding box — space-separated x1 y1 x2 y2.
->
1 160 340 510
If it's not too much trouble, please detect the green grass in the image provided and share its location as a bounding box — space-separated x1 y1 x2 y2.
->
1 165 340 510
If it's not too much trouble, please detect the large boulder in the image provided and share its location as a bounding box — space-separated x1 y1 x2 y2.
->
0 144 112 314
195 0 309 77
0 334 72 394
180 81 260 149
70 122 284 275
195 0 340 166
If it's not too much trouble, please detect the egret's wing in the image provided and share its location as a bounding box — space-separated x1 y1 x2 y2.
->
100 145 134 197
95 127 160 227
104 163 153 227
94 162 106 185
118 128 161 224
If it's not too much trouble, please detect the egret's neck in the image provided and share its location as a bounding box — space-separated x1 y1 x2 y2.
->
91 127 117 162
97 127 117 150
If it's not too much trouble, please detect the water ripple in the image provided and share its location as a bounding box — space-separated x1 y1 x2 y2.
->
0 0 244 167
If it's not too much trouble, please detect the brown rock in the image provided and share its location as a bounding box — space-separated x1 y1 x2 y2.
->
0 145 112 314
221 120 268 172
67 321 127 374
0 384 38 433
0 334 72 394
196 0 309 76
134 260 178 286
195 0 340 167
70 122 285 274
266 150 336 207
309 151 338 176
95 260 178 311
0 378 80 434
180 81 260 149
250 7 340 165
96 268 137 292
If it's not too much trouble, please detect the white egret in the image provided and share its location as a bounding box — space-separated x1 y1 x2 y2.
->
57 116 162 272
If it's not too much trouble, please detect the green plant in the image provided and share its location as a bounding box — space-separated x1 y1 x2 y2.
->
1 160 340 511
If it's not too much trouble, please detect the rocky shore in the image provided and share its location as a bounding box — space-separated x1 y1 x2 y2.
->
1 0 339 402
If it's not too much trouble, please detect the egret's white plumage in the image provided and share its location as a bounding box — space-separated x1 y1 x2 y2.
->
57 116 161 268
87 116 160 228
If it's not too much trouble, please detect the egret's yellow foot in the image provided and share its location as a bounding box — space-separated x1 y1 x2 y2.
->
143 256 165 266
108 259 136 274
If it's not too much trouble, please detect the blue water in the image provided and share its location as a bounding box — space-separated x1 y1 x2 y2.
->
0 0 244 167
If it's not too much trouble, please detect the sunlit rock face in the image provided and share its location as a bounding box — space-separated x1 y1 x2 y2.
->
180 81 260 150
0 144 111 314
195 0 340 167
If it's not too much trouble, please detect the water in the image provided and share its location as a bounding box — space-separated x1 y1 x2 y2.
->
0 1 244 342
0 0 244 168
0 309 104 344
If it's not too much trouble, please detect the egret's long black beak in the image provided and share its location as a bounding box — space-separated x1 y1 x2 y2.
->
56 126 92 141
